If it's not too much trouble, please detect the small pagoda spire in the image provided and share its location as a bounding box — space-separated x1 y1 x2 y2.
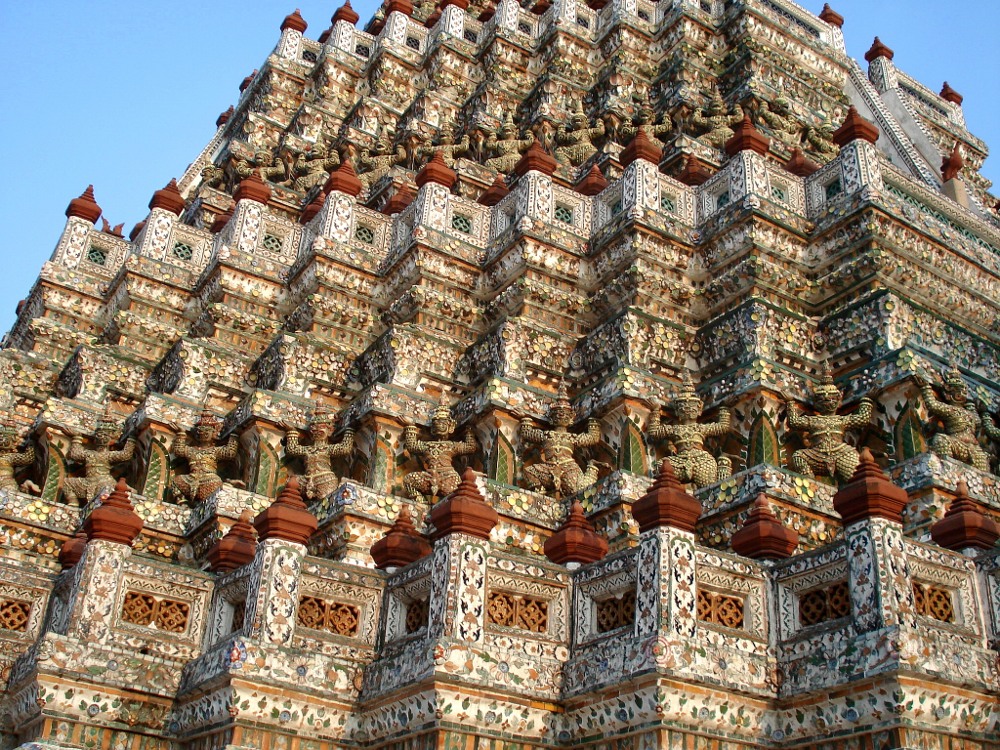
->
207 510 258 572
941 141 964 182
621 127 663 167
66 186 102 224
101 218 124 238
513 138 557 178
832 448 909 526
299 191 325 224
384 0 414 17
442 0 470 9
129 220 146 241
58 529 90 570
631 459 703 534
371 504 432 570
864 37 894 63
478 175 509 206
724 113 770 157
216 106 234 128
281 9 308 33
210 206 234 233
254 476 318 545
575 164 609 196
939 82 963 106
676 154 713 186
832 106 879 147
429 468 498 541
240 69 258 93
382 183 416 214
332 0 360 25
83 478 144 547
424 7 442 27
416 151 458 189
730 494 799 560
323 159 363 197
543 500 608 566
930 481 1000 551
148 179 186 215
784 148 819 177
233 172 272 204
818 3 843 28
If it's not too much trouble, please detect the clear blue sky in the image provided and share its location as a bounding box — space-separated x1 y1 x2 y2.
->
1 1 997 335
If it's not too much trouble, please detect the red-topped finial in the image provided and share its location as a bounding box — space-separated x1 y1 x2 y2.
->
832 448 909 525
207 510 259 572
930 481 1000 551
332 0 360 25
478 175 509 206
442 0 470 10
416 151 458 189
864 37 894 63
66 185 102 224
677 154 713 186
281 8 308 33
300 191 325 224
382 183 416 214
371 504 432 569
631 460 703 534
384 0 414 17
217 106 235 128
129 220 146 241
254 476 318 545
513 138 557 178
621 127 663 167
543 500 608 566
939 82 963 106
210 206 234 233
784 148 820 177
240 69 258 92
575 164 609 196
725 113 770 157
234 172 272 204
730 494 799 559
83 478 144 547
149 179 186 215
832 106 879 146
941 141 964 182
323 159 363 197
58 529 90 570
818 3 843 28
429 468 498 541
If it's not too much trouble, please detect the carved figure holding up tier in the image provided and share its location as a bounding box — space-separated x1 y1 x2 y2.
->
647 372 731 488
978 401 1000 470
358 143 406 189
402 401 477 499
916 367 990 472
554 105 605 168
284 404 355 502
485 116 534 174
170 409 238 503
0 422 35 495
784 365 873 483
687 89 744 150
519 384 602 498
419 126 470 166
63 410 136 505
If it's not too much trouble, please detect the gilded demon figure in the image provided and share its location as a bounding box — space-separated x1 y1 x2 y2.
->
171 408 238 503
0 422 35 495
402 400 477 499
284 404 355 501
63 410 136 505
917 367 990 471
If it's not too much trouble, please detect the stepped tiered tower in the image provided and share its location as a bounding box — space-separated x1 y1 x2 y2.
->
2 1 1000 748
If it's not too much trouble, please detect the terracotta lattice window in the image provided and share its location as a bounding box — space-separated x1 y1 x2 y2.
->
696 590 745 629
121 591 190 633
405 597 429 634
0 598 32 632
798 581 851 627
486 591 548 633
912 583 955 623
595 590 636 633
296 595 360 637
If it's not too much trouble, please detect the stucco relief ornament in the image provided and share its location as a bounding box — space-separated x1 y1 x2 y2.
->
686 89 744 150
554 103 605 168
484 115 534 174
646 372 731 489
402 399 477 500
518 383 603 498
916 366 990 471
0 421 37 495
170 408 238 504
284 404 354 502
784 363 873 483
62 407 136 505
977 401 1000 470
